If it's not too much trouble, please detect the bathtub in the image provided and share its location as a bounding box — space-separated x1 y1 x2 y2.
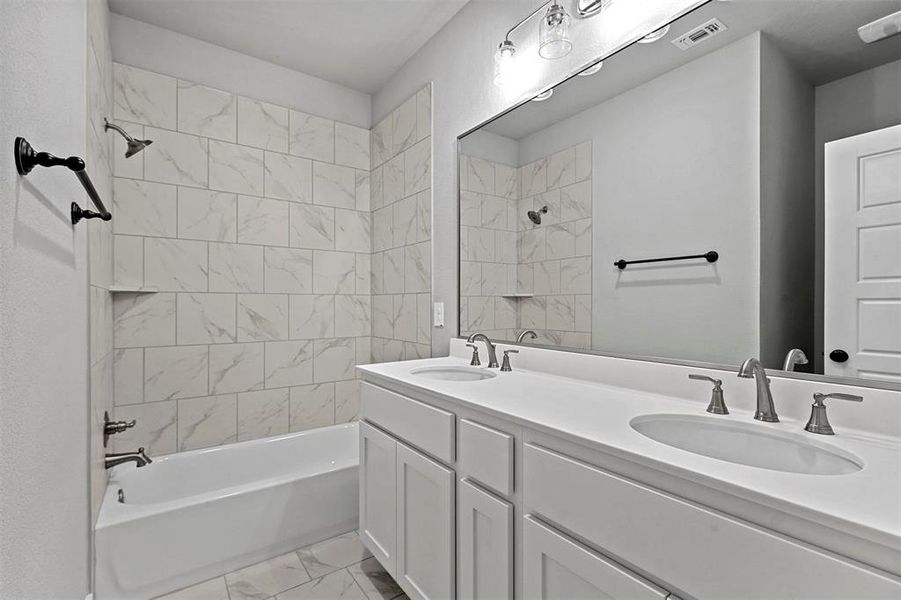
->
95 422 359 600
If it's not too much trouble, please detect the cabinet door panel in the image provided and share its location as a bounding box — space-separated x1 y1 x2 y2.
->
396 441 455 600
359 421 397 577
523 515 667 600
459 478 513 600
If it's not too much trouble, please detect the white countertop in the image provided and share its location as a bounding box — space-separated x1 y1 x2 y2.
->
358 355 901 571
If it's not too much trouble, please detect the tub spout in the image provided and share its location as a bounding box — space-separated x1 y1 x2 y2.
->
105 447 152 469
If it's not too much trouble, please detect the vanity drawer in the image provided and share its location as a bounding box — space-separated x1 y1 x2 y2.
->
523 443 901 599
458 418 514 496
361 382 455 464
523 515 667 600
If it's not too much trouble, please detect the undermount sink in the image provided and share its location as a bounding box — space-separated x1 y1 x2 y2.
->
410 366 498 382
630 414 862 475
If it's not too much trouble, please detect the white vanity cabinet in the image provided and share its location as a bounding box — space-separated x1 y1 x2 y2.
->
360 384 456 600
360 376 900 600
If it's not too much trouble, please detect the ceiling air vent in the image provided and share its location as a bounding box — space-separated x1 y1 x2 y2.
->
672 18 727 50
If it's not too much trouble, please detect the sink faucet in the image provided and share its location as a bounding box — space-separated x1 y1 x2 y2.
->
737 358 779 422
105 447 152 469
517 330 538 344
467 332 499 368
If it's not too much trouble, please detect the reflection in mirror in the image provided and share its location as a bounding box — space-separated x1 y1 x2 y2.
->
459 0 901 384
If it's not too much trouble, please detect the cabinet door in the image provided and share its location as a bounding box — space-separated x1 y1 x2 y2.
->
523 515 667 600
396 441 455 600
360 421 398 577
459 478 513 600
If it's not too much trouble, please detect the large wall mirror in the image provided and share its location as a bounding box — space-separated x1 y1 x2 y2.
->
458 0 901 387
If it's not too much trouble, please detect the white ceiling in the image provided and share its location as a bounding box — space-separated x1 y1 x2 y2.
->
482 0 901 140
108 0 470 94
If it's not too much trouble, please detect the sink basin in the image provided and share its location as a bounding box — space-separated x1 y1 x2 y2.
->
630 414 862 475
410 366 498 382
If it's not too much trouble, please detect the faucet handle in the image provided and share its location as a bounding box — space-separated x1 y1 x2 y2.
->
805 392 862 435
466 343 481 366
688 374 728 415
500 349 519 372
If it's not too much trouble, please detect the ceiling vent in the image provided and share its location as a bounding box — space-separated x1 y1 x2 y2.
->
671 18 727 50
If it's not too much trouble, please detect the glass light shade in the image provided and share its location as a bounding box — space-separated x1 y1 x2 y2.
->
539 3 572 59
532 89 554 102
494 40 516 86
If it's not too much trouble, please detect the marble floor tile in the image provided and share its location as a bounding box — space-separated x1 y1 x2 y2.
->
297 532 372 579
225 552 311 600
277 569 367 600
155 576 229 600
347 557 404 600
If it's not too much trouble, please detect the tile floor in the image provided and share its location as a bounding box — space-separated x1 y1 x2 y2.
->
156 531 407 600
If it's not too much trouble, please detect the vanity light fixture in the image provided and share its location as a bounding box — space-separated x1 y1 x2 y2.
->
539 1 573 59
638 24 670 43
576 0 613 18
578 61 603 76
494 39 517 86
532 89 554 102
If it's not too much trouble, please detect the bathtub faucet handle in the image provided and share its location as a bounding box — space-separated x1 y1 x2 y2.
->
103 410 136 447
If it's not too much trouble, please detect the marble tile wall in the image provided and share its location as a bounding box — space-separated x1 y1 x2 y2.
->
87 0 114 525
369 86 432 363
110 63 373 454
459 141 592 350
459 155 519 341
517 142 593 350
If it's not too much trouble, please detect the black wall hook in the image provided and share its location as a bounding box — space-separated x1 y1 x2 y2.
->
14 137 111 225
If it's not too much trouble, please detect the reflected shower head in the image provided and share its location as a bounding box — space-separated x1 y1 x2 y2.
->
104 118 153 158
527 205 548 225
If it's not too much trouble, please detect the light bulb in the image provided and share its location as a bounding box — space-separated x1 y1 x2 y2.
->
577 61 603 76
539 2 572 59
639 24 670 43
494 40 516 86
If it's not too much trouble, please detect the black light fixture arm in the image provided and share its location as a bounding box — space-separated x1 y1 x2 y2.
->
14 136 112 225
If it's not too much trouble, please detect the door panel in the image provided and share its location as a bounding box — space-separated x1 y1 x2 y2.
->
359 421 398 577
825 124 901 380
522 515 667 600
459 478 513 600
396 441 455 600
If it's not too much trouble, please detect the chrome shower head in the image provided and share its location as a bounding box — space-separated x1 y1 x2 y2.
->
104 119 153 158
527 205 548 225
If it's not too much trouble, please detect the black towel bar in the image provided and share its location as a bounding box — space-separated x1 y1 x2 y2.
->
614 250 718 270
14 136 112 225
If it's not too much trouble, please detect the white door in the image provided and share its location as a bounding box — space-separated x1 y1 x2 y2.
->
359 422 398 577
458 478 513 600
396 442 455 600
522 516 668 600
825 124 901 381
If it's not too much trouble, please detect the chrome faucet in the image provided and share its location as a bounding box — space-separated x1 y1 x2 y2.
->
105 447 152 469
517 330 538 344
783 348 809 372
737 358 778 422
467 333 499 368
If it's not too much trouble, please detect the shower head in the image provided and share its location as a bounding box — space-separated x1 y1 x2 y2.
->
527 205 548 225
104 119 153 158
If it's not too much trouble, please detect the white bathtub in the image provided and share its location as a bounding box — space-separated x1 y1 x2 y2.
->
95 422 359 600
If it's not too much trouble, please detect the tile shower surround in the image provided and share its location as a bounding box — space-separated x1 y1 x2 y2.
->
110 63 432 454
460 141 592 349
